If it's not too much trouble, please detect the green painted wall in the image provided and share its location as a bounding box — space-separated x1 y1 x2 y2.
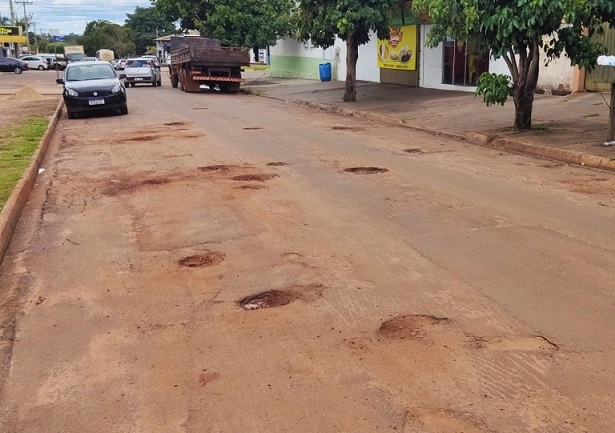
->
270 55 329 80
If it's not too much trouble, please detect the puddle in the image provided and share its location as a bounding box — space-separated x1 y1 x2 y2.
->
178 251 225 268
232 173 278 182
344 167 389 174
239 290 297 310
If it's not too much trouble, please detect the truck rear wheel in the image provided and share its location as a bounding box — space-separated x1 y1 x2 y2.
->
171 75 179 88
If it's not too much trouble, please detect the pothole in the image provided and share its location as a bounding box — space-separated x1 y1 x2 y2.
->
198 165 238 172
239 284 324 310
267 162 288 166
404 148 423 154
344 167 389 174
124 135 161 142
235 184 266 190
332 126 365 132
163 121 190 126
239 290 297 310
243 127 263 130
232 173 278 182
178 251 225 268
377 315 449 340
193 107 209 110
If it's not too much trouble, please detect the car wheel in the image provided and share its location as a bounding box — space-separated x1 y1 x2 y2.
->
152 80 157 87
14 66 22 74
38 65 45 71
120 104 128 115
67 111 76 119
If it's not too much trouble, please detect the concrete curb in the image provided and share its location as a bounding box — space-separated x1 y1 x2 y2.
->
262 95 615 173
0 98 63 265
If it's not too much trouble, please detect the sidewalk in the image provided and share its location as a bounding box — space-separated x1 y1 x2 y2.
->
243 71 615 170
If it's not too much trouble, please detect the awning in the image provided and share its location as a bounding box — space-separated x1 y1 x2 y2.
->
0 36 27 43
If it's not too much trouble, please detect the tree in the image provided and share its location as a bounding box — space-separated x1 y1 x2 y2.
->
125 6 177 54
153 0 293 48
414 0 615 130
79 20 136 57
295 0 398 102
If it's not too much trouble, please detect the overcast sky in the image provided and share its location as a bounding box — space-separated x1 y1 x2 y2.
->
1 0 153 36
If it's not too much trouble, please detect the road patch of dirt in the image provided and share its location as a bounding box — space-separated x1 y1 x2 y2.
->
404 148 423 154
235 185 266 190
178 251 225 268
378 315 450 341
267 162 288 166
243 127 263 130
104 177 171 196
405 408 491 433
163 122 191 127
198 372 220 387
344 167 389 174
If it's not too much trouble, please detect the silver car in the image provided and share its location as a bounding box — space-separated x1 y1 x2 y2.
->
124 58 162 87
19 55 49 70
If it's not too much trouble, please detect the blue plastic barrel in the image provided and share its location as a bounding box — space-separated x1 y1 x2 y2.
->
319 62 332 82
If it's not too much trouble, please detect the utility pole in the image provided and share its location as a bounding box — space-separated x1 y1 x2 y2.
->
16 0 33 54
30 20 38 53
9 0 16 24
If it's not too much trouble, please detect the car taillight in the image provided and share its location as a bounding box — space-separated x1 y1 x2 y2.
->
22 62 28 66
146 60 151 66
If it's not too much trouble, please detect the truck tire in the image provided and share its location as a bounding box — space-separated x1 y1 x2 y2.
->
171 75 179 88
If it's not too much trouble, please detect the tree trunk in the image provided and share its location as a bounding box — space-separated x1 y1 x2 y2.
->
510 41 540 130
513 88 534 130
344 35 359 102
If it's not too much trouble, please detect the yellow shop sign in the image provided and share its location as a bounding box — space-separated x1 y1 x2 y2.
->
377 25 417 71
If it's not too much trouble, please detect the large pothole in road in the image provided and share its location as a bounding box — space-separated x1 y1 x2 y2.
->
344 167 389 174
378 315 450 340
238 284 325 310
239 290 297 310
178 251 225 268
232 173 278 182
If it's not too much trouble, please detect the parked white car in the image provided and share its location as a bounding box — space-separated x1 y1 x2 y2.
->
19 55 49 70
124 58 162 87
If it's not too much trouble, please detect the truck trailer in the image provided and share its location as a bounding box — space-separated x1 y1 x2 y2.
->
168 37 250 93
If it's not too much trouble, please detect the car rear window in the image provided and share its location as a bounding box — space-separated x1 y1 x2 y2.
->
126 59 150 68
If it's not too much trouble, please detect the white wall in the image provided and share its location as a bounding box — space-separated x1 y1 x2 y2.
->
270 37 331 60
334 32 380 83
537 35 574 92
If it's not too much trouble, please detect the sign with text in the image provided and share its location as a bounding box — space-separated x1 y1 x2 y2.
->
377 25 417 71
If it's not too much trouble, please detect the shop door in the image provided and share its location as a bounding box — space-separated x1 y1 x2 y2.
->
586 24 615 92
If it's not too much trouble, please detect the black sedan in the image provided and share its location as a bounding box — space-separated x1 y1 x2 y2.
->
0 57 29 74
57 61 128 119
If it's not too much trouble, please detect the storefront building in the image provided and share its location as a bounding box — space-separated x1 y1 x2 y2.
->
269 15 576 94
0 26 27 58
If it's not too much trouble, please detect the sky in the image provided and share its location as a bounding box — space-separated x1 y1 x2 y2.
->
1 0 153 36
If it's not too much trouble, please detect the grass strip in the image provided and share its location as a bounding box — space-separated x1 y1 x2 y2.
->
0 116 49 210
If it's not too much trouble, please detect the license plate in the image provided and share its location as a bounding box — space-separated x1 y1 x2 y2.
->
89 99 105 106
134 78 143 81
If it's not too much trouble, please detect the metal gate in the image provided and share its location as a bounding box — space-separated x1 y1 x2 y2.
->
586 24 615 92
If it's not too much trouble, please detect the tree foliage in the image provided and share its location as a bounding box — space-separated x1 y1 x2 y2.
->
125 7 177 55
153 0 294 48
79 20 136 57
295 0 398 102
414 0 615 130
